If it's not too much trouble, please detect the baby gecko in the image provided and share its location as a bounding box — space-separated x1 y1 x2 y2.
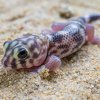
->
1 14 100 72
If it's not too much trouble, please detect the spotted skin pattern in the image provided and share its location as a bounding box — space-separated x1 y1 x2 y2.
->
1 14 100 72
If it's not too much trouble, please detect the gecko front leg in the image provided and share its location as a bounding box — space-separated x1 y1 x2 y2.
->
40 55 61 72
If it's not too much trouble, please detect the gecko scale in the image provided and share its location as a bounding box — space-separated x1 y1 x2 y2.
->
1 14 100 72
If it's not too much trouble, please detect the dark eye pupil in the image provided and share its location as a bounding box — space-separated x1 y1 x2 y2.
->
18 49 28 59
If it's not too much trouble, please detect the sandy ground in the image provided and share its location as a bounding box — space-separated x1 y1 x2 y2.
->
0 0 100 100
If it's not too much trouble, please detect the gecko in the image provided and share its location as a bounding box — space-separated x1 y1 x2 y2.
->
1 14 100 72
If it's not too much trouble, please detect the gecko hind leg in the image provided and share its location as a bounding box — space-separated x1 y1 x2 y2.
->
51 22 67 32
86 24 100 44
41 22 67 35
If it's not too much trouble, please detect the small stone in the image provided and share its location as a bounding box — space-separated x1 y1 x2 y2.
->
38 65 50 78
59 4 74 19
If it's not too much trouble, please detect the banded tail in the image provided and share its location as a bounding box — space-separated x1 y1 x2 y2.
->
80 14 100 23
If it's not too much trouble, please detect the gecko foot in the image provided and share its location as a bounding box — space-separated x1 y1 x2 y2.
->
51 22 67 32
86 24 100 44
43 55 61 71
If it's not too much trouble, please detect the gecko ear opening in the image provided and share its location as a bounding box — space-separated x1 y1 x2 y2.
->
3 41 11 50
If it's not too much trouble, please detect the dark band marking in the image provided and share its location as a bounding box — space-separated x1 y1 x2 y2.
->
78 17 86 23
88 15 100 23
28 39 40 53
49 50 57 56
3 59 8 67
52 33 63 43
72 30 84 49
20 60 26 68
32 52 39 58
29 45 35 52
29 41 37 52
29 59 33 64
11 58 17 69
4 40 19 52
48 42 55 51
57 44 69 49
60 44 70 55
3 41 11 51
3 55 10 67
61 48 69 55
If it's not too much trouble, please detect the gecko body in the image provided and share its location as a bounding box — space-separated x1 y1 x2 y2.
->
1 14 100 72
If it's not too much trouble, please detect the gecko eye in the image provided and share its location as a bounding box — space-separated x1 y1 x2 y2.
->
18 48 28 59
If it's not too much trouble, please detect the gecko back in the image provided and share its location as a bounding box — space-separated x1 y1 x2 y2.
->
48 19 86 58
47 14 100 58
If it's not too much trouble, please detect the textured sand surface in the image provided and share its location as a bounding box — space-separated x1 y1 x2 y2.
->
0 0 100 100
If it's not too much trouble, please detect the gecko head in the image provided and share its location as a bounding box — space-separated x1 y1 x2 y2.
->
1 35 49 71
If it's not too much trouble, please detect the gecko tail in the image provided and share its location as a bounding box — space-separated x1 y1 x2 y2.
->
80 14 100 23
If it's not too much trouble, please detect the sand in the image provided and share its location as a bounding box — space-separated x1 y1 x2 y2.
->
0 0 100 100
